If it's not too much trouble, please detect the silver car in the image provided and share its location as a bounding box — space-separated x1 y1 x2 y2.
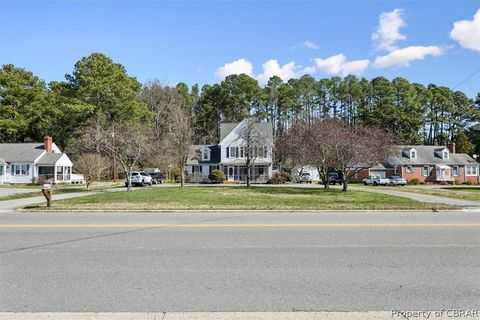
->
387 176 407 186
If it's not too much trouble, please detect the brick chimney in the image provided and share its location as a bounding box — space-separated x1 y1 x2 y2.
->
449 142 456 154
44 136 53 153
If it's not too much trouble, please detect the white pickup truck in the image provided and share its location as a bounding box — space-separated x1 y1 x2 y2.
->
363 175 390 186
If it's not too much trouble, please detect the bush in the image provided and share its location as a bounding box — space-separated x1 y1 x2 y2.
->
463 181 473 185
208 169 225 182
267 172 289 184
408 178 420 185
419 182 426 185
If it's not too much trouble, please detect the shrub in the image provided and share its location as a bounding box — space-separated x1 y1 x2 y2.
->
408 178 420 185
208 169 225 182
463 181 473 185
419 182 426 185
267 172 289 184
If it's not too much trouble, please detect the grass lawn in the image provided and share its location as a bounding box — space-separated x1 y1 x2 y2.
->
29 186 456 210
382 186 480 202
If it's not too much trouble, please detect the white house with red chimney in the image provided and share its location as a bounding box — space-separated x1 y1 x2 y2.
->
0 136 73 184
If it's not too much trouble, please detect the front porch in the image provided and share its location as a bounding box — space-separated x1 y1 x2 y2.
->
222 165 271 183
435 165 453 182
38 165 72 183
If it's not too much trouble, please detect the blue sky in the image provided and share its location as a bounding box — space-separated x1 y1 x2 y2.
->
1 0 479 97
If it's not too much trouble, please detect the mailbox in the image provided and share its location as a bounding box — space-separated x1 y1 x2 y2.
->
41 183 52 207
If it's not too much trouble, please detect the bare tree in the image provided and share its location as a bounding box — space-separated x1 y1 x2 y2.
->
277 118 394 192
166 101 192 187
85 121 152 191
74 153 110 190
236 117 272 187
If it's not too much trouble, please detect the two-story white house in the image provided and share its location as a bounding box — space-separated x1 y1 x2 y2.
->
186 120 273 183
0 136 74 184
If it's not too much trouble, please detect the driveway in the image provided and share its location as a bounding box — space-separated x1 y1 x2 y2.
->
349 185 480 208
0 187 35 197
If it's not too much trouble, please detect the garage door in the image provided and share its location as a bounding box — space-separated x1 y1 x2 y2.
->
370 171 386 178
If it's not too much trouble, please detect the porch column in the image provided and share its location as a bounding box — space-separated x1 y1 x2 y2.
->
53 165 57 184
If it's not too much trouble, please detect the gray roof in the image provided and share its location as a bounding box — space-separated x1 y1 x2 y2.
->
220 123 239 142
36 153 63 165
186 145 221 165
391 145 477 166
0 143 45 162
0 159 5 165
220 121 273 143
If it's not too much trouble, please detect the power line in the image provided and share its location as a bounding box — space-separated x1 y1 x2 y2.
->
452 67 480 90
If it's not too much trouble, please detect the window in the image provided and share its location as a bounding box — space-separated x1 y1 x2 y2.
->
443 151 449 159
202 149 209 161
410 149 416 159
11 164 30 176
406 165 413 173
394 166 398 175
230 147 237 158
466 165 478 176
0 165 3 176
422 165 430 176
209 165 219 173
193 165 202 173
452 165 459 176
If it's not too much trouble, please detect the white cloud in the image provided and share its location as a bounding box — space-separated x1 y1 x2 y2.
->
372 8 406 52
314 54 346 74
303 40 319 50
300 65 316 74
373 45 444 68
215 58 253 80
341 59 370 75
450 9 480 52
314 54 370 75
256 59 297 84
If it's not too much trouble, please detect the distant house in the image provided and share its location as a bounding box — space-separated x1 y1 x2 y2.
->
0 136 73 184
186 120 273 183
353 144 479 184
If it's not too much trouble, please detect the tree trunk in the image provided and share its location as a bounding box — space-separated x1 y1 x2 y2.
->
342 179 348 192
246 165 250 187
180 171 185 187
127 170 132 192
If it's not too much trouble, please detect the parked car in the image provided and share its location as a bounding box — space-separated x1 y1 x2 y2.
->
298 172 312 183
363 175 390 186
125 171 153 187
146 171 163 184
327 172 344 185
387 176 407 186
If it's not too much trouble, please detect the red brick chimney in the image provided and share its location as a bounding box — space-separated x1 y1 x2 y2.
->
449 142 456 154
44 136 53 153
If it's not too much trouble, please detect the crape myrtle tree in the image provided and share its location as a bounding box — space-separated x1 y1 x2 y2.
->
74 153 110 190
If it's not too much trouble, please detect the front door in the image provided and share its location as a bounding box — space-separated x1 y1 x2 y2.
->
227 166 235 181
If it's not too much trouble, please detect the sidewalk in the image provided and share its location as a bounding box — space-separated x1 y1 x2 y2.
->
0 191 98 211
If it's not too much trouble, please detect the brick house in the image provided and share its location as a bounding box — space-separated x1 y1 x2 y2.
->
352 144 479 184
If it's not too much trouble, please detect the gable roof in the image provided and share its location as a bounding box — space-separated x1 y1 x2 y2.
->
220 123 239 142
220 121 273 144
392 145 476 165
36 153 64 165
186 144 221 165
0 159 6 165
0 143 45 162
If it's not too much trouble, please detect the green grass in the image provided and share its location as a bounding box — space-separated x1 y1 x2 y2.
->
360 185 480 202
0 184 123 201
29 186 456 210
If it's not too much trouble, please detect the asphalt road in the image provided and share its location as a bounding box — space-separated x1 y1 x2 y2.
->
0 211 479 312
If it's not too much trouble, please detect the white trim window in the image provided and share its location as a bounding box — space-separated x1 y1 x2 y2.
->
394 166 398 175
422 165 430 177
466 165 478 176
410 149 417 159
406 165 413 173
202 148 210 161
230 147 238 158
11 164 30 176
443 150 449 159
452 165 459 176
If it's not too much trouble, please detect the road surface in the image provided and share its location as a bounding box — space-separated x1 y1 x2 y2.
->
0 211 479 313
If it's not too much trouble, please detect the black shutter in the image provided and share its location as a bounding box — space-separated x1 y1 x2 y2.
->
226 147 229 158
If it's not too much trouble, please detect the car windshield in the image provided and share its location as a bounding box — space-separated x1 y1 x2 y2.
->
140 172 148 176
131 172 139 176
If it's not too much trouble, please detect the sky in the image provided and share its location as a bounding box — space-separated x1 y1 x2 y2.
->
1 0 479 98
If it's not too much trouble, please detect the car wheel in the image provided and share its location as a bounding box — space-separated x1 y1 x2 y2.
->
364 182 368 185
373 182 378 186
390 182 394 186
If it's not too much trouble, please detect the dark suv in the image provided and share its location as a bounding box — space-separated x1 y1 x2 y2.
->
146 171 163 184
327 172 344 185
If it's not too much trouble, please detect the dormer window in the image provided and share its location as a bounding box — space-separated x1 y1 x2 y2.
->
202 148 210 161
442 150 449 159
410 149 416 159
